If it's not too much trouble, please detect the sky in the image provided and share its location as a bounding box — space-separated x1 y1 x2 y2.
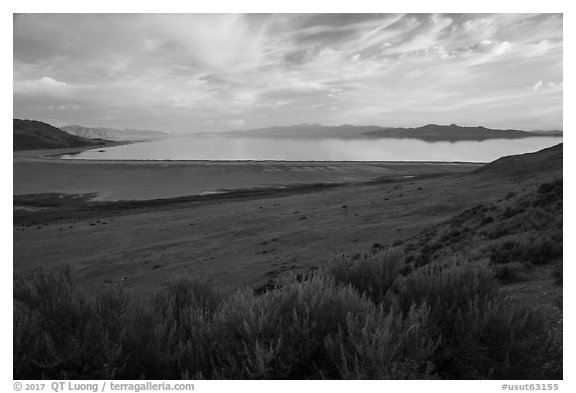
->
13 13 563 133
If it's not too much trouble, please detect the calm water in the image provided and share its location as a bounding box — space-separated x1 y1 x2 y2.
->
61 135 562 162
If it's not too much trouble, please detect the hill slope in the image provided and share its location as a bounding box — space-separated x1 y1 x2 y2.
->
476 143 563 178
61 125 168 141
13 119 105 151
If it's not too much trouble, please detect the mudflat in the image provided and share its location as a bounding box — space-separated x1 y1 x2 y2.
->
14 147 479 201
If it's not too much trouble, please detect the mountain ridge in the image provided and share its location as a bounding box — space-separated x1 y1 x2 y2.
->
13 119 107 151
61 125 168 141
226 123 562 141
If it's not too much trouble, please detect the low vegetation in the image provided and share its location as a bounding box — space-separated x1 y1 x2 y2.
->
402 179 562 284
13 180 562 380
14 248 553 380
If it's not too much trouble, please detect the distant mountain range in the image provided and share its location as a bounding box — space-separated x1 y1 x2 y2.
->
61 125 168 141
14 119 563 152
230 123 563 141
13 119 107 151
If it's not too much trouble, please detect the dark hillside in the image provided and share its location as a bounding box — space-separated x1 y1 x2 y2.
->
13 119 106 151
400 178 562 268
476 143 562 178
393 177 562 378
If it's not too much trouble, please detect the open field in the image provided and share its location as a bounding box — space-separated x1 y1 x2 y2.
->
15 151 526 296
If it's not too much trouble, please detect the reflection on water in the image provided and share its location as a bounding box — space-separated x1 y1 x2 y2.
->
60 136 563 163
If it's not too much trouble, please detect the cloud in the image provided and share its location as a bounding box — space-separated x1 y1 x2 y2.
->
14 76 74 96
47 104 80 110
40 76 68 87
529 80 563 92
13 13 563 132
533 81 544 91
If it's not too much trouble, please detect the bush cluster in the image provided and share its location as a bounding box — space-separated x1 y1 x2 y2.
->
490 238 562 266
14 249 549 380
389 263 545 378
325 248 403 303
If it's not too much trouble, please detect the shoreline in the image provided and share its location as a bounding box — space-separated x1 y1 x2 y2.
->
13 145 485 202
16 145 487 166
46 157 488 165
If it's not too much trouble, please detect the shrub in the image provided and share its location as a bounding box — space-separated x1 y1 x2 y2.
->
538 180 561 195
489 241 523 264
210 273 438 379
446 296 546 379
152 275 222 318
552 263 562 285
387 262 546 379
390 263 499 318
492 262 528 283
13 267 128 379
522 239 561 265
120 276 223 379
489 237 562 267
534 179 562 207
13 271 222 380
440 229 462 243
502 206 524 219
13 260 549 380
481 216 494 225
487 226 510 240
207 274 375 378
325 248 403 303
323 303 438 379
414 251 432 267
398 264 413 276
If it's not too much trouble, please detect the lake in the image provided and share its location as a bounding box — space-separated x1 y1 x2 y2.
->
60 135 562 162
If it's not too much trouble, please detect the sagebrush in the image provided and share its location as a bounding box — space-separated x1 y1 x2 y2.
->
14 249 551 379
